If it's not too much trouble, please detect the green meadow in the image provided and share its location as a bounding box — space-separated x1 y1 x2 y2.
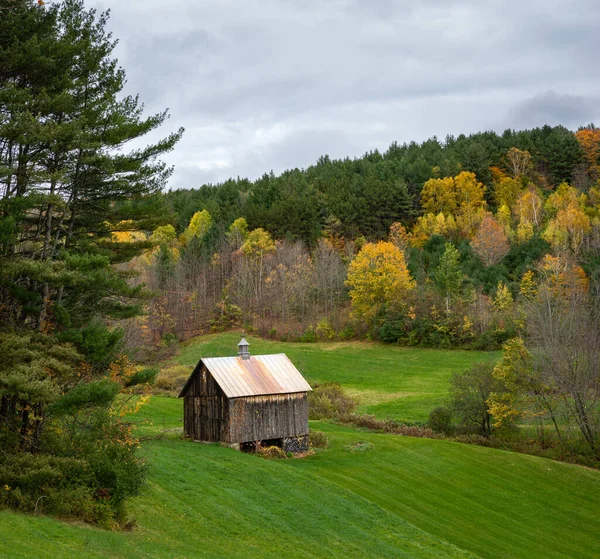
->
174 332 500 423
1 334 599 558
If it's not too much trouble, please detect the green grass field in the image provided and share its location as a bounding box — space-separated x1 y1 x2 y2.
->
174 333 500 423
1 334 599 558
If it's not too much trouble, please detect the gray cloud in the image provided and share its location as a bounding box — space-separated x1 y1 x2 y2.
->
505 91 599 130
88 0 600 189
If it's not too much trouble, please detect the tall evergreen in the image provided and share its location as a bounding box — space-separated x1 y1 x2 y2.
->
0 0 182 524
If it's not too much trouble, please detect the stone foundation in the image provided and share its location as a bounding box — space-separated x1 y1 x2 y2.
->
282 435 309 453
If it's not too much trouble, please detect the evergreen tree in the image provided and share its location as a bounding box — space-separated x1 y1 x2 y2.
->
0 0 182 524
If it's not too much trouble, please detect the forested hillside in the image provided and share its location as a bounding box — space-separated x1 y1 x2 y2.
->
136 124 600 465
133 124 600 349
165 125 586 244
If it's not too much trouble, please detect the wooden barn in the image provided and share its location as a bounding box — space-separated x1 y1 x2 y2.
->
178 339 312 452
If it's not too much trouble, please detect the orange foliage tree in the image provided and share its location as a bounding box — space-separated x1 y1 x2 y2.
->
472 213 510 267
575 127 600 182
539 255 589 298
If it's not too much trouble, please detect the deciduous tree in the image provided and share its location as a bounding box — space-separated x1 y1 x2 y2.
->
346 241 415 325
471 213 510 267
433 243 465 313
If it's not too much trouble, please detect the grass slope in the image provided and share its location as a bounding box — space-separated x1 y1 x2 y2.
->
174 333 499 423
2 397 599 558
2 336 599 558
0 425 471 557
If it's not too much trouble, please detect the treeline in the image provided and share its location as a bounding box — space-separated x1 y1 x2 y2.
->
165 125 585 245
135 125 600 352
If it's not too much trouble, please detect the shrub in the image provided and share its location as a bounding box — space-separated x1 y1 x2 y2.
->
256 444 288 459
427 406 453 434
378 319 404 343
315 318 335 341
299 327 316 343
338 413 435 437
0 409 146 527
309 430 329 449
337 327 356 341
209 299 242 332
308 383 357 420
154 365 193 395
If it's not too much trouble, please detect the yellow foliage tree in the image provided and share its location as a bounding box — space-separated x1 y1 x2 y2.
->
241 227 276 259
514 186 543 227
545 183 581 216
496 204 513 237
505 147 532 178
539 255 589 298
493 176 522 209
227 217 249 247
542 202 591 255
388 222 410 253
183 209 212 244
110 220 146 243
420 171 485 238
488 337 535 427
515 220 534 244
575 127 600 182
150 224 177 245
493 281 514 311
346 241 415 324
420 176 456 215
519 270 537 299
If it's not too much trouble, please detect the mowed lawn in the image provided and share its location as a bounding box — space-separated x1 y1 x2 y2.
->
1 396 599 558
2 336 599 558
174 332 500 422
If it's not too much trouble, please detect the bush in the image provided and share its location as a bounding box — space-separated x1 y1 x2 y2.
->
338 413 435 437
154 365 193 395
427 407 453 434
337 327 356 341
256 444 288 459
378 319 404 343
309 430 329 449
299 327 316 343
315 318 335 341
308 383 357 420
0 409 146 527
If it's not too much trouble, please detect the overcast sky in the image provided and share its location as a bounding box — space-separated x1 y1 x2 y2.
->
87 0 600 190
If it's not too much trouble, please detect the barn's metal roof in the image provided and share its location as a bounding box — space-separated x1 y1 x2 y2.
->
178 354 312 398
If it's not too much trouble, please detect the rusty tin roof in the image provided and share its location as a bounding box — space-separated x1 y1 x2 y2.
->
178 354 312 398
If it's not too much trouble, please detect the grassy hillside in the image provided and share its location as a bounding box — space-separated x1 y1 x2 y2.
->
2 396 599 558
174 333 500 423
2 335 599 558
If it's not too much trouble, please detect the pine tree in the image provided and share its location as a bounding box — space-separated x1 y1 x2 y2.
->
0 0 182 524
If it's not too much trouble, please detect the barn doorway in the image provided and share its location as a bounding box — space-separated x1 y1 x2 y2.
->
240 438 284 453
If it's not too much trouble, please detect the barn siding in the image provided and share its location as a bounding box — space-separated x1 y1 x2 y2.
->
183 364 229 442
227 393 309 443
